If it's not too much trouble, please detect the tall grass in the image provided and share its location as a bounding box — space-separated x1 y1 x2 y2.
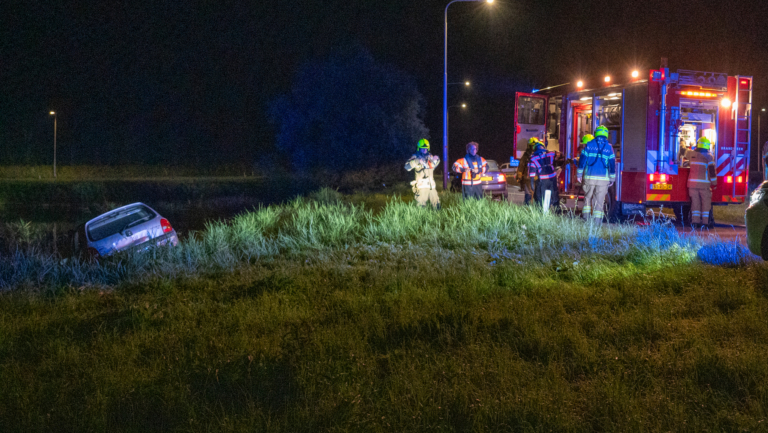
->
1 189 766 431
1 190 704 292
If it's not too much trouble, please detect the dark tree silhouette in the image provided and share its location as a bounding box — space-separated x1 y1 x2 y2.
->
270 45 429 172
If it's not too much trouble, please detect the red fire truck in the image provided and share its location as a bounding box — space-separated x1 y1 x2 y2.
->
513 60 753 223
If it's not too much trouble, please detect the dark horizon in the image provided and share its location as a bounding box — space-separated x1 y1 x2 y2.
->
2 0 766 168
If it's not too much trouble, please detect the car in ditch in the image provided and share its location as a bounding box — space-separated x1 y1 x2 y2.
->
746 181 768 259
71 202 178 258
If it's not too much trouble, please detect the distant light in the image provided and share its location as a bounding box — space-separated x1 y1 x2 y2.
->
721 98 732 108
465 81 470 86
49 111 55 115
631 70 639 78
576 80 584 88
461 103 467 108
486 0 494 3
604 76 611 83
762 108 766 112
579 96 591 101
607 93 619 96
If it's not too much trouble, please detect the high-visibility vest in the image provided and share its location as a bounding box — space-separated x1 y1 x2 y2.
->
684 149 716 189
528 150 557 180
452 156 487 186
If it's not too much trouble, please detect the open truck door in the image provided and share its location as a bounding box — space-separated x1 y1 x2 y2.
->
513 93 548 160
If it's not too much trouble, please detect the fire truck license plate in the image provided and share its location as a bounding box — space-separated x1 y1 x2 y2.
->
651 183 672 190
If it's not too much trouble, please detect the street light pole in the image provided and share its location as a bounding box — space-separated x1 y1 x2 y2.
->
443 0 492 190
49 111 57 179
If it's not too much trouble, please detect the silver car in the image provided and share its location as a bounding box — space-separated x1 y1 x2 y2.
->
72 202 178 258
746 182 768 259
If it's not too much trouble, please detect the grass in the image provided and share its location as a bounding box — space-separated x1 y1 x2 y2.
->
0 189 766 431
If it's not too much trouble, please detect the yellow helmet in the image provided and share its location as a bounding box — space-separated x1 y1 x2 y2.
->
417 138 430 150
697 137 711 150
581 134 594 145
595 125 609 138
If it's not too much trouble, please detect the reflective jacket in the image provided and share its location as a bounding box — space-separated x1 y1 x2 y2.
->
453 155 487 186
405 152 440 190
528 149 557 180
684 148 716 189
577 137 616 184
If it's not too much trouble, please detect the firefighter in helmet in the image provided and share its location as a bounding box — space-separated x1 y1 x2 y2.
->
453 141 488 199
515 137 538 205
405 138 441 209
684 136 717 226
577 125 616 222
527 137 559 210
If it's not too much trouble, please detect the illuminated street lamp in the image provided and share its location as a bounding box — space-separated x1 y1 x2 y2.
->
49 111 57 179
576 80 584 89
604 75 611 84
443 0 493 189
631 70 639 79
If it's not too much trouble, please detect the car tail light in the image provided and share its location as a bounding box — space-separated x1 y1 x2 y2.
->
497 174 505 183
160 218 173 233
727 176 733 183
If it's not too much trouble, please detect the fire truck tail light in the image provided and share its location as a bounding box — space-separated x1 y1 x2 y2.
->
660 174 667 182
738 176 743 183
721 98 732 108
649 174 655 182
727 176 733 183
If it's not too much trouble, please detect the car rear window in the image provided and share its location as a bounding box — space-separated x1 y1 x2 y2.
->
87 205 156 241
486 160 499 172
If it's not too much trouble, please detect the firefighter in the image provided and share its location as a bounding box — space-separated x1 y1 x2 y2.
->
577 125 616 222
453 141 488 199
515 138 537 205
527 138 559 210
685 136 717 226
405 138 441 209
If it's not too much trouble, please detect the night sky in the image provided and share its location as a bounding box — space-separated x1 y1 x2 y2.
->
2 0 766 167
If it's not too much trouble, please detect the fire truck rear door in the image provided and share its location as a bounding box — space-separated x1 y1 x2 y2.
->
514 93 548 159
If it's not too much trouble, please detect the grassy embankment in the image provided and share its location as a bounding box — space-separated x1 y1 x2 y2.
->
0 189 766 431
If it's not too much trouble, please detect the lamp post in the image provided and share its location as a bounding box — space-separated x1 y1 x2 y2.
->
444 0 493 190
760 108 765 179
49 111 57 179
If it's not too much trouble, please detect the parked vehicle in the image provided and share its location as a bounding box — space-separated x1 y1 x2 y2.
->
71 202 178 258
481 160 509 201
746 182 768 259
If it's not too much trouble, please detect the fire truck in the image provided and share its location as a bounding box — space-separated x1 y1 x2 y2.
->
513 60 753 223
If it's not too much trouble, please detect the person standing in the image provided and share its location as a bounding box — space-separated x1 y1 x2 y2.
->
516 138 537 205
453 142 488 200
405 138 441 209
527 138 559 210
577 125 616 222
685 137 717 226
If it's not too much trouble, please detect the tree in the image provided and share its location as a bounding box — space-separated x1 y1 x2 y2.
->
270 45 429 172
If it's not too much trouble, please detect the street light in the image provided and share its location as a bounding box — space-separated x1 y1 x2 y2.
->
49 111 57 179
444 0 493 190
760 108 766 179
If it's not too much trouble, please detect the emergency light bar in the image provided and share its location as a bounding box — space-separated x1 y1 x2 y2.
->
679 91 719 98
